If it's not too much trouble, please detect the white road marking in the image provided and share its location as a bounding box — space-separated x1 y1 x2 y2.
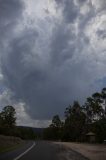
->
14 142 36 160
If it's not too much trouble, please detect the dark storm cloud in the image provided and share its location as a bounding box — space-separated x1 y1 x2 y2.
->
0 0 23 22
50 24 76 66
1 26 76 119
0 0 24 40
1 29 39 97
55 0 79 23
97 30 106 39
0 0 106 120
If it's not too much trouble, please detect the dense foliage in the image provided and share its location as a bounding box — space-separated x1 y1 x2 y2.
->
0 88 106 142
43 88 106 143
0 106 36 139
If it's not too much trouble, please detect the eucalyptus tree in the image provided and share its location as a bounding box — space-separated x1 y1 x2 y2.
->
101 88 106 117
0 106 16 128
64 101 86 141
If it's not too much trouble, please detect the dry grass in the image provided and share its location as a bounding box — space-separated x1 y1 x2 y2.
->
0 135 24 153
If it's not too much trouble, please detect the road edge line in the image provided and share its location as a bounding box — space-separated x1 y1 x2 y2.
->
14 142 36 160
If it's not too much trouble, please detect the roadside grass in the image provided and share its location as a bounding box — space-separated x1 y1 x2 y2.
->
0 142 25 153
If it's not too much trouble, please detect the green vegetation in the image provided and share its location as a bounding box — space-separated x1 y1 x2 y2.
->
0 106 36 140
0 140 24 153
43 88 106 143
0 106 16 128
0 134 24 153
0 88 106 143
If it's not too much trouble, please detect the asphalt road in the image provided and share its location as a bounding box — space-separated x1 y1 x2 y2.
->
0 141 89 160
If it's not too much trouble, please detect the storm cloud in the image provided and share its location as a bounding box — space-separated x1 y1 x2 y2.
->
0 0 106 124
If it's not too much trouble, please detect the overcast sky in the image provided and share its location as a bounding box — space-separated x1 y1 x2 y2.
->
0 0 106 127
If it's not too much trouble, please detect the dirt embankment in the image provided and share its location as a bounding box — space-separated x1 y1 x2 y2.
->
55 142 106 160
0 135 24 152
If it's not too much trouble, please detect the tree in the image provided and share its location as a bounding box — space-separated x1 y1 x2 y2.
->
63 101 86 141
0 106 16 128
44 87 106 143
92 117 106 143
43 115 63 140
83 90 106 143
17 127 36 140
84 93 103 123
101 88 106 117
50 115 62 128
92 92 103 117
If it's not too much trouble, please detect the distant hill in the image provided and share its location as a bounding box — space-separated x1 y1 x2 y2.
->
17 126 44 137
31 127 44 134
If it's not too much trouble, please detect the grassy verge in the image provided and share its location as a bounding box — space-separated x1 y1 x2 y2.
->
0 141 25 153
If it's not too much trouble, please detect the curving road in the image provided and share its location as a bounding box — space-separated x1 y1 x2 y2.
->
0 141 89 160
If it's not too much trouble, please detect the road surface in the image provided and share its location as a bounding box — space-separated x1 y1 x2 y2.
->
0 141 89 160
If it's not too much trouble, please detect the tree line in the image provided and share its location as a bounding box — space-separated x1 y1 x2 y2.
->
43 88 106 143
0 88 106 142
0 106 36 139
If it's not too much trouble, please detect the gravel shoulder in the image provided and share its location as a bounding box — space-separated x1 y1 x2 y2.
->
54 142 106 160
55 143 89 160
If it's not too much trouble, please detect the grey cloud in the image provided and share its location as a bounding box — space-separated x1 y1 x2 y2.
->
0 0 106 121
55 0 79 23
0 0 23 23
0 0 24 38
1 29 39 98
77 0 87 3
0 0 24 67
97 30 106 39
50 24 76 66
63 0 78 23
